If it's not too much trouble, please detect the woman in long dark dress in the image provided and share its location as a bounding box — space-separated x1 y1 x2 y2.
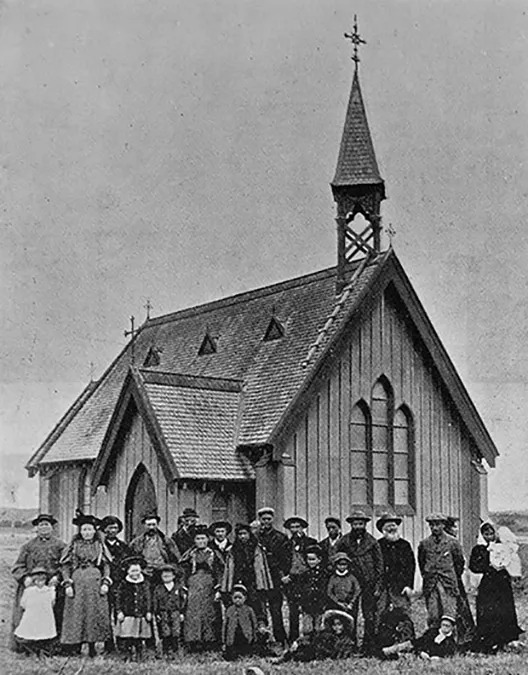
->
60 514 112 656
469 520 523 653
181 525 223 651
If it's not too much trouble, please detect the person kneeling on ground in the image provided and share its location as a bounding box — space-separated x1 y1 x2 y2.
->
222 584 258 660
381 614 458 660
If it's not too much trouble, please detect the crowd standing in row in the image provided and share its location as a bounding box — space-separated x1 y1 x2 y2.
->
10 507 524 662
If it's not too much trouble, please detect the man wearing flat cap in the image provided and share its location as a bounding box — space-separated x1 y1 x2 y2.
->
418 513 465 629
10 514 66 652
171 507 199 556
319 516 343 570
376 513 415 632
281 516 317 643
336 510 383 654
256 507 288 644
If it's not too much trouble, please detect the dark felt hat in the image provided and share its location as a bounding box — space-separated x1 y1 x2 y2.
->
235 522 252 534
28 566 50 579
72 513 101 528
121 555 147 571
305 544 323 558
209 521 232 535
181 507 199 518
194 524 210 537
345 509 371 523
141 511 161 523
283 515 308 530
155 563 182 578
101 515 124 533
332 552 352 566
376 512 402 532
324 516 342 528
32 513 57 527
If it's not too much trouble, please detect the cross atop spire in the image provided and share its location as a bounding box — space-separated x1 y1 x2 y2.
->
344 14 366 71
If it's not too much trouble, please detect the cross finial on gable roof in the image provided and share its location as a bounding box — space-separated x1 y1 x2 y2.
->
124 315 138 364
344 14 366 71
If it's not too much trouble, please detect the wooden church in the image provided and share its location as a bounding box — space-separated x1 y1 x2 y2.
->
27 24 498 553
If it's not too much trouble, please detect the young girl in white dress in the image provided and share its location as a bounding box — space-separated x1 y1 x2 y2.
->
15 567 57 655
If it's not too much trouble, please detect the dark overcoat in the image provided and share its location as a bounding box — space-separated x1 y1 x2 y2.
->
336 531 383 594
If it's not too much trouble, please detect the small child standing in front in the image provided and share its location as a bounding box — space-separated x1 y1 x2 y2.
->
295 545 329 637
15 567 57 656
115 557 152 661
326 552 361 647
222 584 258 660
153 563 186 658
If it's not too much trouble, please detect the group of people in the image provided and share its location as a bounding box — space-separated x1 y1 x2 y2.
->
10 506 524 663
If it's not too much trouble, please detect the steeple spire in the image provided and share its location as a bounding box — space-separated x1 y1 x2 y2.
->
331 16 386 293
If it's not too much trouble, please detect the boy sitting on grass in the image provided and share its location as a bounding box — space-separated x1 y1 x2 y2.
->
381 614 458 660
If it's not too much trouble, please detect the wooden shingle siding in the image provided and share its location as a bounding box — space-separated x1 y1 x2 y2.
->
278 288 481 552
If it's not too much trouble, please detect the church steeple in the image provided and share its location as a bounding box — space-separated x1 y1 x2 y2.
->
331 16 386 292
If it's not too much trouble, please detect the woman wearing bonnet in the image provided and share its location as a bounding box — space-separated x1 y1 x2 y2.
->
469 520 524 653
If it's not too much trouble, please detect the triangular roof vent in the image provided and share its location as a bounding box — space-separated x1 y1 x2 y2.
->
143 346 162 368
198 332 217 356
263 316 285 342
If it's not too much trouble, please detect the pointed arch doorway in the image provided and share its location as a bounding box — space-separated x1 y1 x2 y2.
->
125 464 158 540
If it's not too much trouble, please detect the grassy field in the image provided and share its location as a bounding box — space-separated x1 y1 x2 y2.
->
1 528 527 675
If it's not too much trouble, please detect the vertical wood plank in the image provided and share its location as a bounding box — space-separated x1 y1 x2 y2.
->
318 380 330 538
307 397 319 531
296 414 308 518
329 364 341 518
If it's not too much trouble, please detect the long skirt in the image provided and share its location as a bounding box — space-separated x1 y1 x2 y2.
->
475 569 523 651
183 569 220 645
61 567 111 644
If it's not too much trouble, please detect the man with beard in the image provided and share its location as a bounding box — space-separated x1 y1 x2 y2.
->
418 513 465 630
336 510 383 654
171 508 199 556
319 517 343 570
281 516 317 644
256 507 288 645
101 515 130 652
130 512 181 580
375 513 416 650
10 514 66 652
221 523 272 626
209 521 233 569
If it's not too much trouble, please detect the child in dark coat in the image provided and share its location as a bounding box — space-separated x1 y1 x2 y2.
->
222 584 258 660
115 557 152 661
326 552 360 646
294 545 329 636
153 563 186 657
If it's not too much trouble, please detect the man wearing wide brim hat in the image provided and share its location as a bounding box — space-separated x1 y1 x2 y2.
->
376 512 416 635
257 506 288 644
10 514 66 652
170 508 199 557
418 512 465 630
282 515 317 643
319 516 343 569
335 509 383 654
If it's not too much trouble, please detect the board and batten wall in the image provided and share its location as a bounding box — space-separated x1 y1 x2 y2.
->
277 286 483 555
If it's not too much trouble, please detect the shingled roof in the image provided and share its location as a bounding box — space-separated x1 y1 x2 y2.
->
28 250 499 477
332 70 384 188
28 256 382 473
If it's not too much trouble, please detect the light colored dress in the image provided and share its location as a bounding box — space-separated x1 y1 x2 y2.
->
15 586 57 641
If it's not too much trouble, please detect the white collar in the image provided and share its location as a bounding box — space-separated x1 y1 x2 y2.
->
215 539 228 550
126 573 145 584
163 581 175 591
335 569 349 577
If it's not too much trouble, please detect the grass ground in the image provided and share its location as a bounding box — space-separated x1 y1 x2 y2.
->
1 528 527 675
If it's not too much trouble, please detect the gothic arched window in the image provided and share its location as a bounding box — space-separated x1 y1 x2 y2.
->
371 379 391 506
350 402 369 505
393 406 414 507
212 490 229 522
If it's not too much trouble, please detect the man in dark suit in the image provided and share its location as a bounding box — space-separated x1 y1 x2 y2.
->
170 508 199 556
281 516 317 643
336 509 383 654
319 516 343 569
256 507 288 644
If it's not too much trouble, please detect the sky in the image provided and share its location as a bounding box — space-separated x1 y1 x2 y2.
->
1 0 527 510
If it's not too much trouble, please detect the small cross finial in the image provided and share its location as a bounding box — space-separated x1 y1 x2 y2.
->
124 315 138 365
144 299 153 321
344 14 366 70
89 361 95 382
386 223 396 246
